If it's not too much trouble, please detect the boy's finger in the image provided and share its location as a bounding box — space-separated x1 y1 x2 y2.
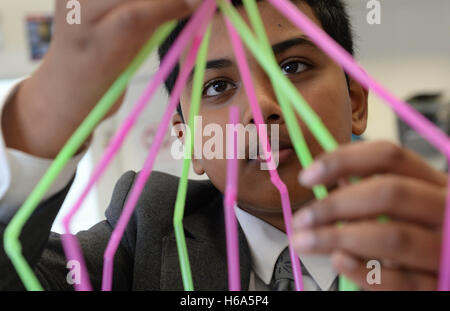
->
293 175 446 229
102 0 203 34
292 221 440 273
56 0 140 23
298 141 447 188
331 251 437 291
76 0 201 23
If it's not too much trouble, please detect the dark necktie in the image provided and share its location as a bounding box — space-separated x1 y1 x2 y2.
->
269 247 339 291
270 247 300 291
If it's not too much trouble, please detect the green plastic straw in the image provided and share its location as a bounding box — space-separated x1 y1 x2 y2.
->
3 21 176 291
218 0 338 153
339 275 360 291
279 92 328 199
239 0 344 287
173 25 212 291
219 0 358 290
241 0 327 199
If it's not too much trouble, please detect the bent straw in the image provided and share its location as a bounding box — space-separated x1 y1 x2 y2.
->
241 0 327 200
173 24 212 291
224 106 241 291
229 0 450 292
241 0 357 290
219 0 356 290
267 0 450 291
62 3 211 288
3 21 176 291
268 0 450 156
101 6 216 292
218 0 338 154
60 0 215 291
223 12 303 291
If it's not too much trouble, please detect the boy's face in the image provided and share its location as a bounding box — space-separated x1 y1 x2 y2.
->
175 1 368 220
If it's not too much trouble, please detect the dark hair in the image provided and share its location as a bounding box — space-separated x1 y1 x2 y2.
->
158 0 354 118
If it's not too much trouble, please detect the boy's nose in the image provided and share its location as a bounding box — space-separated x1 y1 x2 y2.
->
242 94 285 126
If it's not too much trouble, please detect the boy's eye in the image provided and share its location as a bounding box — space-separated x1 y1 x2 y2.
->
203 80 236 97
280 59 309 75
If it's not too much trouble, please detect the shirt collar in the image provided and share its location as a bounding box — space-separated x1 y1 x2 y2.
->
235 205 337 291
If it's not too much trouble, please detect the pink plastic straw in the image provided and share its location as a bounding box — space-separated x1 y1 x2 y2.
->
224 106 241 291
61 0 216 291
269 0 450 290
60 234 92 291
224 12 304 291
101 6 217 291
268 0 449 156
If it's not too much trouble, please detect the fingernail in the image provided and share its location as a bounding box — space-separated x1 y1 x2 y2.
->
332 252 357 271
293 208 314 229
298 161 325 186
293 232 316 252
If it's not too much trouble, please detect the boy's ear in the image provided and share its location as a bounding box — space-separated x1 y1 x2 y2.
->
192 158 206 175
172 113 185 143
348 76 369 136
171 113 205 175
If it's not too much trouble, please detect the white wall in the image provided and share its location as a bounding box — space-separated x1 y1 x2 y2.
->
348 0 450 142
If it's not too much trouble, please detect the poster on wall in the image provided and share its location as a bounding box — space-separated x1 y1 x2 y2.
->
26 15 53 60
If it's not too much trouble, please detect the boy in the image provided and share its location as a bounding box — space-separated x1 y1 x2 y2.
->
0 0 447 290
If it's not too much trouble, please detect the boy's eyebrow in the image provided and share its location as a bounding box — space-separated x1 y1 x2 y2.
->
206 59 233 69
272 36 318 55
187 59 233 85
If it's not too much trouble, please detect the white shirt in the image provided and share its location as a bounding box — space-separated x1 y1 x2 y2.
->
235 207 338 291
0 79 83 222
0 81 337 290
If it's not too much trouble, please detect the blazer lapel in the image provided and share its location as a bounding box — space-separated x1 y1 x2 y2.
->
160 200 251 291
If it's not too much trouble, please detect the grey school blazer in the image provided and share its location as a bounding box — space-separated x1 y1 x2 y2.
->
0 171 252 290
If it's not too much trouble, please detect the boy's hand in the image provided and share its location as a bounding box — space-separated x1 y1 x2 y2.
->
3 0 200 158
292 141 448 290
